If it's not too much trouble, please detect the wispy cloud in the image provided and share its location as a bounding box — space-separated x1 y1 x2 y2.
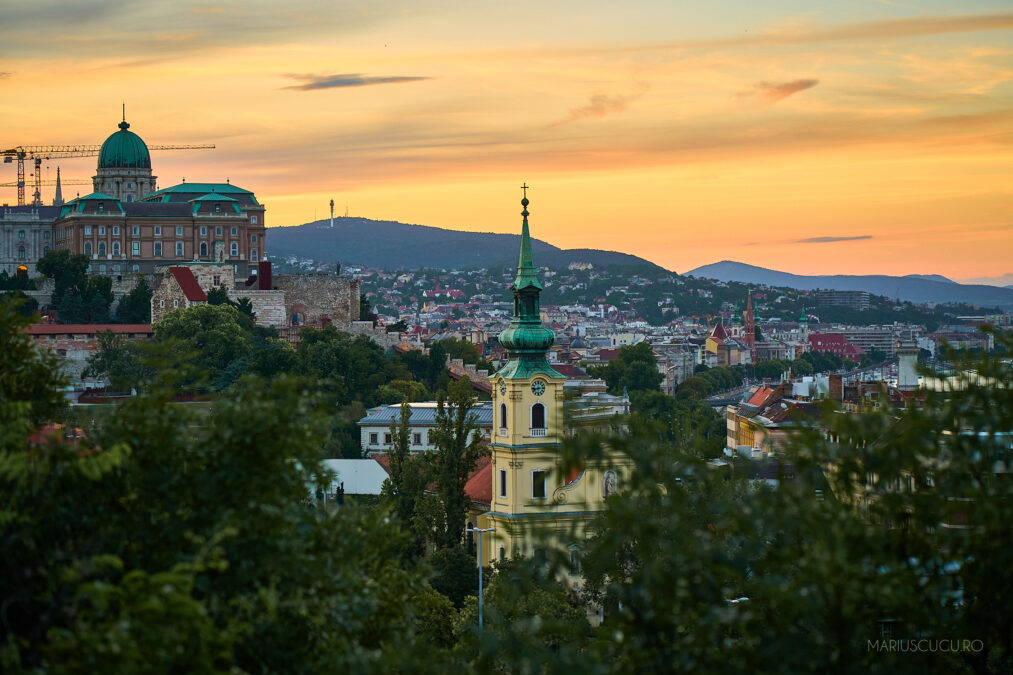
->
283 73 430 91
740 79 819 103
555 83 649 126
798 235 873 243
0 72 10 79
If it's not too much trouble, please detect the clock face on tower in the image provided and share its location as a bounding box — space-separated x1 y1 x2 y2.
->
531 380 545 396
499 381 507 396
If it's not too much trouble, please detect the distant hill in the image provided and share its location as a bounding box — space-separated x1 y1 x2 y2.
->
687 261 1013 310
905 274 956 284
267 218 667 272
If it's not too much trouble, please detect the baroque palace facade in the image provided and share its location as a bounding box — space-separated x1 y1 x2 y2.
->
473 193 633 582
2 117 265 277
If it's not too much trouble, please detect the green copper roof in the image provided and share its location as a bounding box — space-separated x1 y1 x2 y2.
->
189 193 237 202
98 120 151 170
496 189 563 380
496 357 565 381
74 192 120 201
147 183 253 197
512 196 542 292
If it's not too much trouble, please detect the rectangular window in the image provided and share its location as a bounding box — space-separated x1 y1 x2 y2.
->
230 226 238 236
154 242 162 257
250 248 258 262
412 433 422 445
384 433 392 445
176 226 184 236
131 241 140 256
98 226 106 235
251 215 258 225
132 226 140 236
132 264 140 272
43 231 50 239
84 226 92 235
112 226 120 235
175 242 184 257
500 469 507 498
200 226 207 236
216 226 222 236
251 234 258 243
154 226 162 236
369 432 378 445
532 470 546 499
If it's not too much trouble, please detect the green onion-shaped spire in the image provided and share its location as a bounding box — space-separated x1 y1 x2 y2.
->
513 184 542 291
496 185 562 380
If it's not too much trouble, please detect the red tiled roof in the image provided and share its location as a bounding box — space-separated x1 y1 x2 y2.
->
168 267 207 302
464 456 493 505
747 386 775 407
595 348 620 361
28 324 153 335
711 322 729 340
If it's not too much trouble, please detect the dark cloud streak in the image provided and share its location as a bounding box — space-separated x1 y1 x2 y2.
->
284 73 430 91
798 235 873 243
740 79 819 103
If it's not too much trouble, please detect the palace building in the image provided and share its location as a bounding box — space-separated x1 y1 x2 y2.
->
472 192 632 578
8 116 267 277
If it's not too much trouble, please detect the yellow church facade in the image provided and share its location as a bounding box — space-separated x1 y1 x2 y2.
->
472 191 631 577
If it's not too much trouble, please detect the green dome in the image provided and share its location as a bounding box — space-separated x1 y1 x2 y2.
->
98 120 151 169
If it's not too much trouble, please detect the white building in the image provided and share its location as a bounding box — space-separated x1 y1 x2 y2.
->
358 401 494 455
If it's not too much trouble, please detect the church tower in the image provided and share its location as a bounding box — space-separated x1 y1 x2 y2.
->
485 187 568 561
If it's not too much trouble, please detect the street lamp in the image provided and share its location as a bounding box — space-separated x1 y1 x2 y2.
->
465 526 495 636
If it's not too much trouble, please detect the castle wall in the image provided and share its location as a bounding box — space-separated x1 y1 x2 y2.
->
273 274 360 328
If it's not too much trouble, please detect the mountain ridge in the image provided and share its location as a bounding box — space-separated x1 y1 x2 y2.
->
687 261 1013 310
267 217 668 272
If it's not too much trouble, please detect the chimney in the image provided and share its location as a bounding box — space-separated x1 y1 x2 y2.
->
258 260 272 290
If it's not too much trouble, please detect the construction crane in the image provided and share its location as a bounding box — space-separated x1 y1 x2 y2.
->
0 178 90 187
1 142 214 207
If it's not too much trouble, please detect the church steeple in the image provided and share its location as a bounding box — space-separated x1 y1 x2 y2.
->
513 183 542 292
497 187 560 377
53 166 64 207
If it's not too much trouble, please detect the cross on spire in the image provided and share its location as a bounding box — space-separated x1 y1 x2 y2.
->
521 182 529 199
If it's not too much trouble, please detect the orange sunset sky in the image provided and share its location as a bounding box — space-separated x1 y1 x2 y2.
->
2 1 1011 279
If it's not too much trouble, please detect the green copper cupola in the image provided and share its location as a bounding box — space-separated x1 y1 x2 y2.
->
496 187 564 380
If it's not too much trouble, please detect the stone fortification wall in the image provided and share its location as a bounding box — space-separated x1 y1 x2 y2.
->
273 274 360 328
230 289 286 328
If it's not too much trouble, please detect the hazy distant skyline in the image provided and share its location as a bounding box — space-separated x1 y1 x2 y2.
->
2 1 1011 278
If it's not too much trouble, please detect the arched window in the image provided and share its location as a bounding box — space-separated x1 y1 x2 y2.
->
531 402 546 430
249 248 258 262
112 241 120 256
43 246 49 255
84 241 92 256
200 242 208 257
230 242 238 257
17 246 25 260
500 403 507 430
569 545 582 575
498 546 506 562
98 241 106 257
603 470 618 498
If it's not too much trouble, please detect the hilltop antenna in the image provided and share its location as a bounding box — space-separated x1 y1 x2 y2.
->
330 198 334 228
